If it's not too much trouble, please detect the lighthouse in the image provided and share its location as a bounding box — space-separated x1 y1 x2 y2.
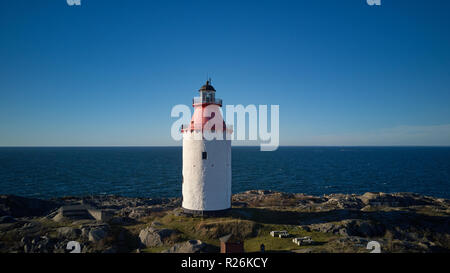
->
181 80 232 215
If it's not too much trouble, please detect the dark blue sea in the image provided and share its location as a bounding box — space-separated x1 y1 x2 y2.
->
0 147 449 199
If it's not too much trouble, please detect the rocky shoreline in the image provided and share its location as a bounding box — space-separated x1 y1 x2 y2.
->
1 190 449 253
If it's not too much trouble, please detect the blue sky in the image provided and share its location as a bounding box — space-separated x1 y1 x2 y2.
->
0 0 449 146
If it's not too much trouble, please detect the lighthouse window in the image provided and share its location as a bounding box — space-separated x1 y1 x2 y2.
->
202 152 207 160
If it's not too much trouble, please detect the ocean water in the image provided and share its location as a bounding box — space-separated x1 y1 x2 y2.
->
0 147 449 199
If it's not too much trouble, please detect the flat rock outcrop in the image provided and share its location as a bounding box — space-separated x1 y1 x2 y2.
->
301 219 386 237
0 195 59 217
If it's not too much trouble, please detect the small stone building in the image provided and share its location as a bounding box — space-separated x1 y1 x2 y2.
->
219 233 244 253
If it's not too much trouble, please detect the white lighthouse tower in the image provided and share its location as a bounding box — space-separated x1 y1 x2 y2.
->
181 80 232 215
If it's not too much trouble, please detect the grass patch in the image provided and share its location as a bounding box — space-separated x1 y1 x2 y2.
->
245 225 333 252
140 246 169 253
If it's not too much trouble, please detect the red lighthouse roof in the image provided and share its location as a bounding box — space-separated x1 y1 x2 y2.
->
181 80 230 133
187 104 226 132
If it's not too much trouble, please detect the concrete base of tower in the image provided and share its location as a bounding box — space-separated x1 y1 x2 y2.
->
181 207 231 217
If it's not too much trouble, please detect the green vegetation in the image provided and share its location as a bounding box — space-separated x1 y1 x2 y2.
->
244 225 333 252
141 246 169 253
122 207 338 253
